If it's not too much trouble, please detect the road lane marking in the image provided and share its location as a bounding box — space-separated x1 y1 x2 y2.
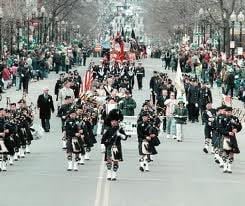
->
94 157 106 206
103 179 111 206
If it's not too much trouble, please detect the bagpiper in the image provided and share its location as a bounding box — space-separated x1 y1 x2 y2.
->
101 109 128 181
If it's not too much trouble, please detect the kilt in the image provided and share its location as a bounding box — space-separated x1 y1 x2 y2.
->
66 137 82 154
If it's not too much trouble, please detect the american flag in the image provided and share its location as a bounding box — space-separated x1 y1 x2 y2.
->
79 69 94 96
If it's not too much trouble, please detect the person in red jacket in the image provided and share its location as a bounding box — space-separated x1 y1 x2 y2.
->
2 66 11 90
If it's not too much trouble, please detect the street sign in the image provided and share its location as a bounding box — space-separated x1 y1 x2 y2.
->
230 41 235 49
237 47 243 55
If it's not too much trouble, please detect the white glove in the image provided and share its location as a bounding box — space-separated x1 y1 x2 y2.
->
195 103 198 107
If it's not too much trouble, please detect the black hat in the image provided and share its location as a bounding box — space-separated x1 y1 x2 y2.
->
10 103 16 106
141 111 149 117
18 99 26 104
153 71 158 74
65 96 72 100
217 105 227 110
107 109 123 122
225 106 233 112
0 108 4 111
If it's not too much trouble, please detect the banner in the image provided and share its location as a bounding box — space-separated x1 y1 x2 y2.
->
120 116 138 136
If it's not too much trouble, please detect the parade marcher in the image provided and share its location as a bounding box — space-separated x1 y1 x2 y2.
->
21 63 31 94
137 111 151 171
187 79 200 122
212 105 227 166
58 80 75 107
164 92 177 139
135 62 145 90
54 73 65 102
82 49 87 66
58 96 73 149
64 109 82 171
0 108 8 171
156 89 168 133
37 88 55 132
221 107 242 173
101 109 128 181
173 98 188 142
118 90 137 116
199 82 212 124
164 50 171 70
150 71 160 104
15 99 34 157
4 109 17 166
138 111 160 172
202 103 216 154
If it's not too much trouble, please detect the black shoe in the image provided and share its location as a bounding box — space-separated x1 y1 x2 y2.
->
203 148 208 154
139 166 144 172
111 178 117 181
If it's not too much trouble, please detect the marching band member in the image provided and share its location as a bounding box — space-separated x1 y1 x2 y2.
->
101 109 128 181
0 108 8 171
212 105 227 167
221 107 242 173
137 111 151 172
202 103 216 154
58 96 73 149
64 109 82 171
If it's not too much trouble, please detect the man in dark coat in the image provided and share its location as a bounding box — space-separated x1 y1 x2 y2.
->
37 88 55 132
187 79 200 122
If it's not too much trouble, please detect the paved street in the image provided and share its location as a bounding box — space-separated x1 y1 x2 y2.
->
0 58 244 206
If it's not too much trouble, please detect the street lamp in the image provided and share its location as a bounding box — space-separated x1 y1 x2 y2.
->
238 11 244 47
0 6 3 59
198 8 204 46
230 11 237 59
40 6 46 44
32 7 38 44
77 25 80 38
55 16 59 44
61 21 65 42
